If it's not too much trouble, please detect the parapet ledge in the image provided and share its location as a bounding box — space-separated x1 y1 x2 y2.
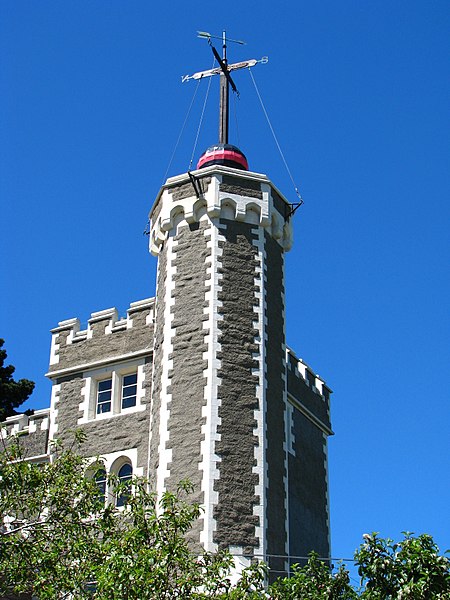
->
149 167 293 255
1 408 50 438
49 298 155 359
286 347 332 400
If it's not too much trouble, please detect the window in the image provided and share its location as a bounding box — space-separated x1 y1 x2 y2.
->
83 364 145 423
97 378 112 414
121 373 137 409
116 463 133 507
94 466 107 503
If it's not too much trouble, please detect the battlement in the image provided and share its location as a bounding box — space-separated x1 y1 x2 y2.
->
286 347 332 434
1 409 50 459
286 347 332 400
149 166 293 256
48 298 155 376
1 408 50 437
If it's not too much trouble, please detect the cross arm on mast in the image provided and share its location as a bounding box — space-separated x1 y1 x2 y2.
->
181 57 268 84
210 43 238 94
182 30 268 145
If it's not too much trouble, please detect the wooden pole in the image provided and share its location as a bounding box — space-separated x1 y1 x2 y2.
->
218 31 229 144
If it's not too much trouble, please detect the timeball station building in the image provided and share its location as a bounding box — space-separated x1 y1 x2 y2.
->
3 139 334 577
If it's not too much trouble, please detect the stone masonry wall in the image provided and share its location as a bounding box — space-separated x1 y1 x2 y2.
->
49 304 153 373
1 413 49 458
165 222 210 547
264 231 288 577
54 374 151 471
219 175 263 199
288 410 329 560
287 356 331 431
213 219 260 554
149 246 167 489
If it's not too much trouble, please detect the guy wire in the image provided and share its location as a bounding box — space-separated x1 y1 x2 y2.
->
248 67 304 204
189 57 215 171
162 77 201 184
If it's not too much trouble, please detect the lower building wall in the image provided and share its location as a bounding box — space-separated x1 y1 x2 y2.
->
288 410 330 562
264 232 288 578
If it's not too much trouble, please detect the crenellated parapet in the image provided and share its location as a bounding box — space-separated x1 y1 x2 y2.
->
47 298 155 375
149 165 293 256
1 409 50 459
286 347 333 435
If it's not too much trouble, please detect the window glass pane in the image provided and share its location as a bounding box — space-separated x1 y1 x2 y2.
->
118 463 132 479
97 379 112 415
98 379 112 392
116 463 132 507
122 397 136 409
123 374 137 386
95 468 107 502
122 384 137 398
97 401 111 414
121 373 137 409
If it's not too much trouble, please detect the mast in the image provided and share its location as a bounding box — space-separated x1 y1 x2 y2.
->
219 31 229 144
182 31 268 149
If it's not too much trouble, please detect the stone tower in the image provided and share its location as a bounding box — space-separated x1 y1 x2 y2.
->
3 51 333 580
147 144 332 574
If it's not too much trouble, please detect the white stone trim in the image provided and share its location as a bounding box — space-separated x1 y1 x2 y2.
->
227 547 252 585
280 251 289 565
48 383 61 440
87 447 142 477
286 402 295 455
324 431 332 557
149 170 293 256
286 348 332 396
86 447 143 505
262 240 270 561
49 299 154 353
155 233 177 503
199 220 223 552
46 348 151 379
252 224 267 560
49 331 60 366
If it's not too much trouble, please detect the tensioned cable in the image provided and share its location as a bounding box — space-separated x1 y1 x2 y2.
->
188 57 215 171
173 551 355 562
248 67 304 204
162 77 202 185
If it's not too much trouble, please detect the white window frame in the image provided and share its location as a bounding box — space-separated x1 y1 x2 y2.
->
78 359 146 424
86 450 142 507
121 372 138 410
96 377 113 415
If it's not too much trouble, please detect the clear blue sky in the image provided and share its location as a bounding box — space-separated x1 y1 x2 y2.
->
1 0 449 577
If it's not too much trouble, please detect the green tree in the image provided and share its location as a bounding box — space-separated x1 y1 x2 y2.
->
2 431 449 599
269 553 357 600
355 532 450 600
0 432 265 599
0 339 34 420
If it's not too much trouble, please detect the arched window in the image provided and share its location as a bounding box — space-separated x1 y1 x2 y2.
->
116 462 133 507
86 462 107 505
95 467 107 503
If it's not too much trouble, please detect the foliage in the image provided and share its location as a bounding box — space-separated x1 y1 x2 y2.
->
355 532 450 600
0 431 107 599
0 432 264 599
269 553 357 600
1 432 449 599
0 339 35 420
